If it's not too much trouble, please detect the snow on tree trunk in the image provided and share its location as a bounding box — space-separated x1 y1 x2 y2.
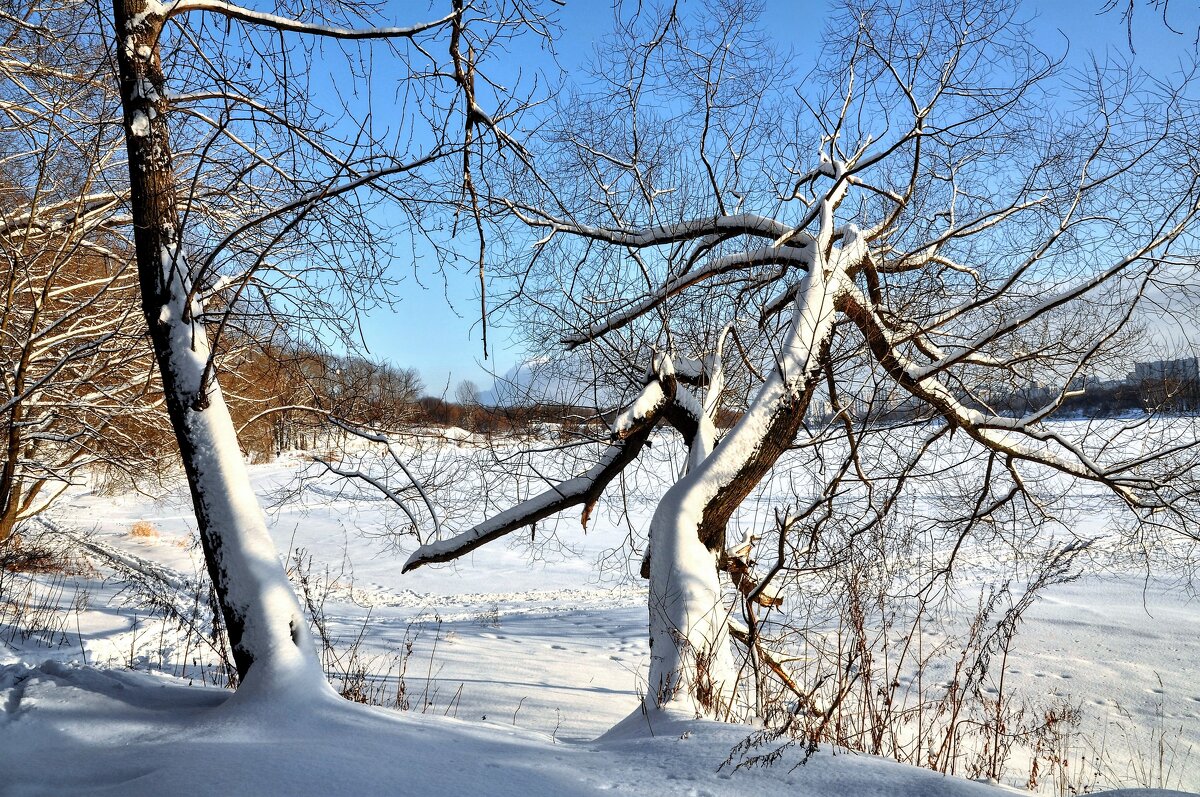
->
645 234 854 717
112 0 325 692
644 483 736 714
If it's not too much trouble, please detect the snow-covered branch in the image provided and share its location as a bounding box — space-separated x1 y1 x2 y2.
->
165 1 457 40
509 206 804 249
562 243 813 348
403 423 658 572
838 287 1147 504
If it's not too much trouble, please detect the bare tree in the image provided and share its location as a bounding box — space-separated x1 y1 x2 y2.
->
0 0 167 545
105 0 554 689
0 197 165 543
403 0 1200 721
1102 0 1200 50
455 379 481 408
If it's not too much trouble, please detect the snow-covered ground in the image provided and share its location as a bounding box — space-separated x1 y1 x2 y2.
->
1 441 1198 795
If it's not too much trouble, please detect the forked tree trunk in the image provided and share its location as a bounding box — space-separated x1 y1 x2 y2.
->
644 247 845 718
112 0 324 690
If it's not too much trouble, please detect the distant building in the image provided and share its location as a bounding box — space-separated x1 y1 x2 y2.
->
1127 356 1200 412
805 398 833 424
1131 356 1200 383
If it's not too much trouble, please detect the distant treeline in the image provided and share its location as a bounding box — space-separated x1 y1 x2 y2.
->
996 380 1200 418
412 397 602 437
225 342 614 455
858 379 1200 426
228 341 1200 460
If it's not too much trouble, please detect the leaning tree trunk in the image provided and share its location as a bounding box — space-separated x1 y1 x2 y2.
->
644 244 846 718
112 0 323 691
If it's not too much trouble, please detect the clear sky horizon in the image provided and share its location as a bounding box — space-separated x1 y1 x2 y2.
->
351 0 1199 397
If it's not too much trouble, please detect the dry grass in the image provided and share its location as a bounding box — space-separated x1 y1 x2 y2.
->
129 520 159 541
0 532 79 574
1 542 65 574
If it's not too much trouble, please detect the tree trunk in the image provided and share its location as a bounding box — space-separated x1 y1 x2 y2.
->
0 492 19 546
0 397 23 546
644 486 737 716
111 0 324 691
644 248 845 719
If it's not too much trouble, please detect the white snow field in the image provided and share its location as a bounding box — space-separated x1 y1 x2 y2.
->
1 435 1198 796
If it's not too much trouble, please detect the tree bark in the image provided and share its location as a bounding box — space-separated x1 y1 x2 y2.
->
644 251 843 718
111 0 323 689
0 492 20 545
0 377 24 545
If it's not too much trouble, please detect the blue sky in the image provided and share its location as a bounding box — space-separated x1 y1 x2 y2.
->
353 0 1198 396
356 1 822 396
